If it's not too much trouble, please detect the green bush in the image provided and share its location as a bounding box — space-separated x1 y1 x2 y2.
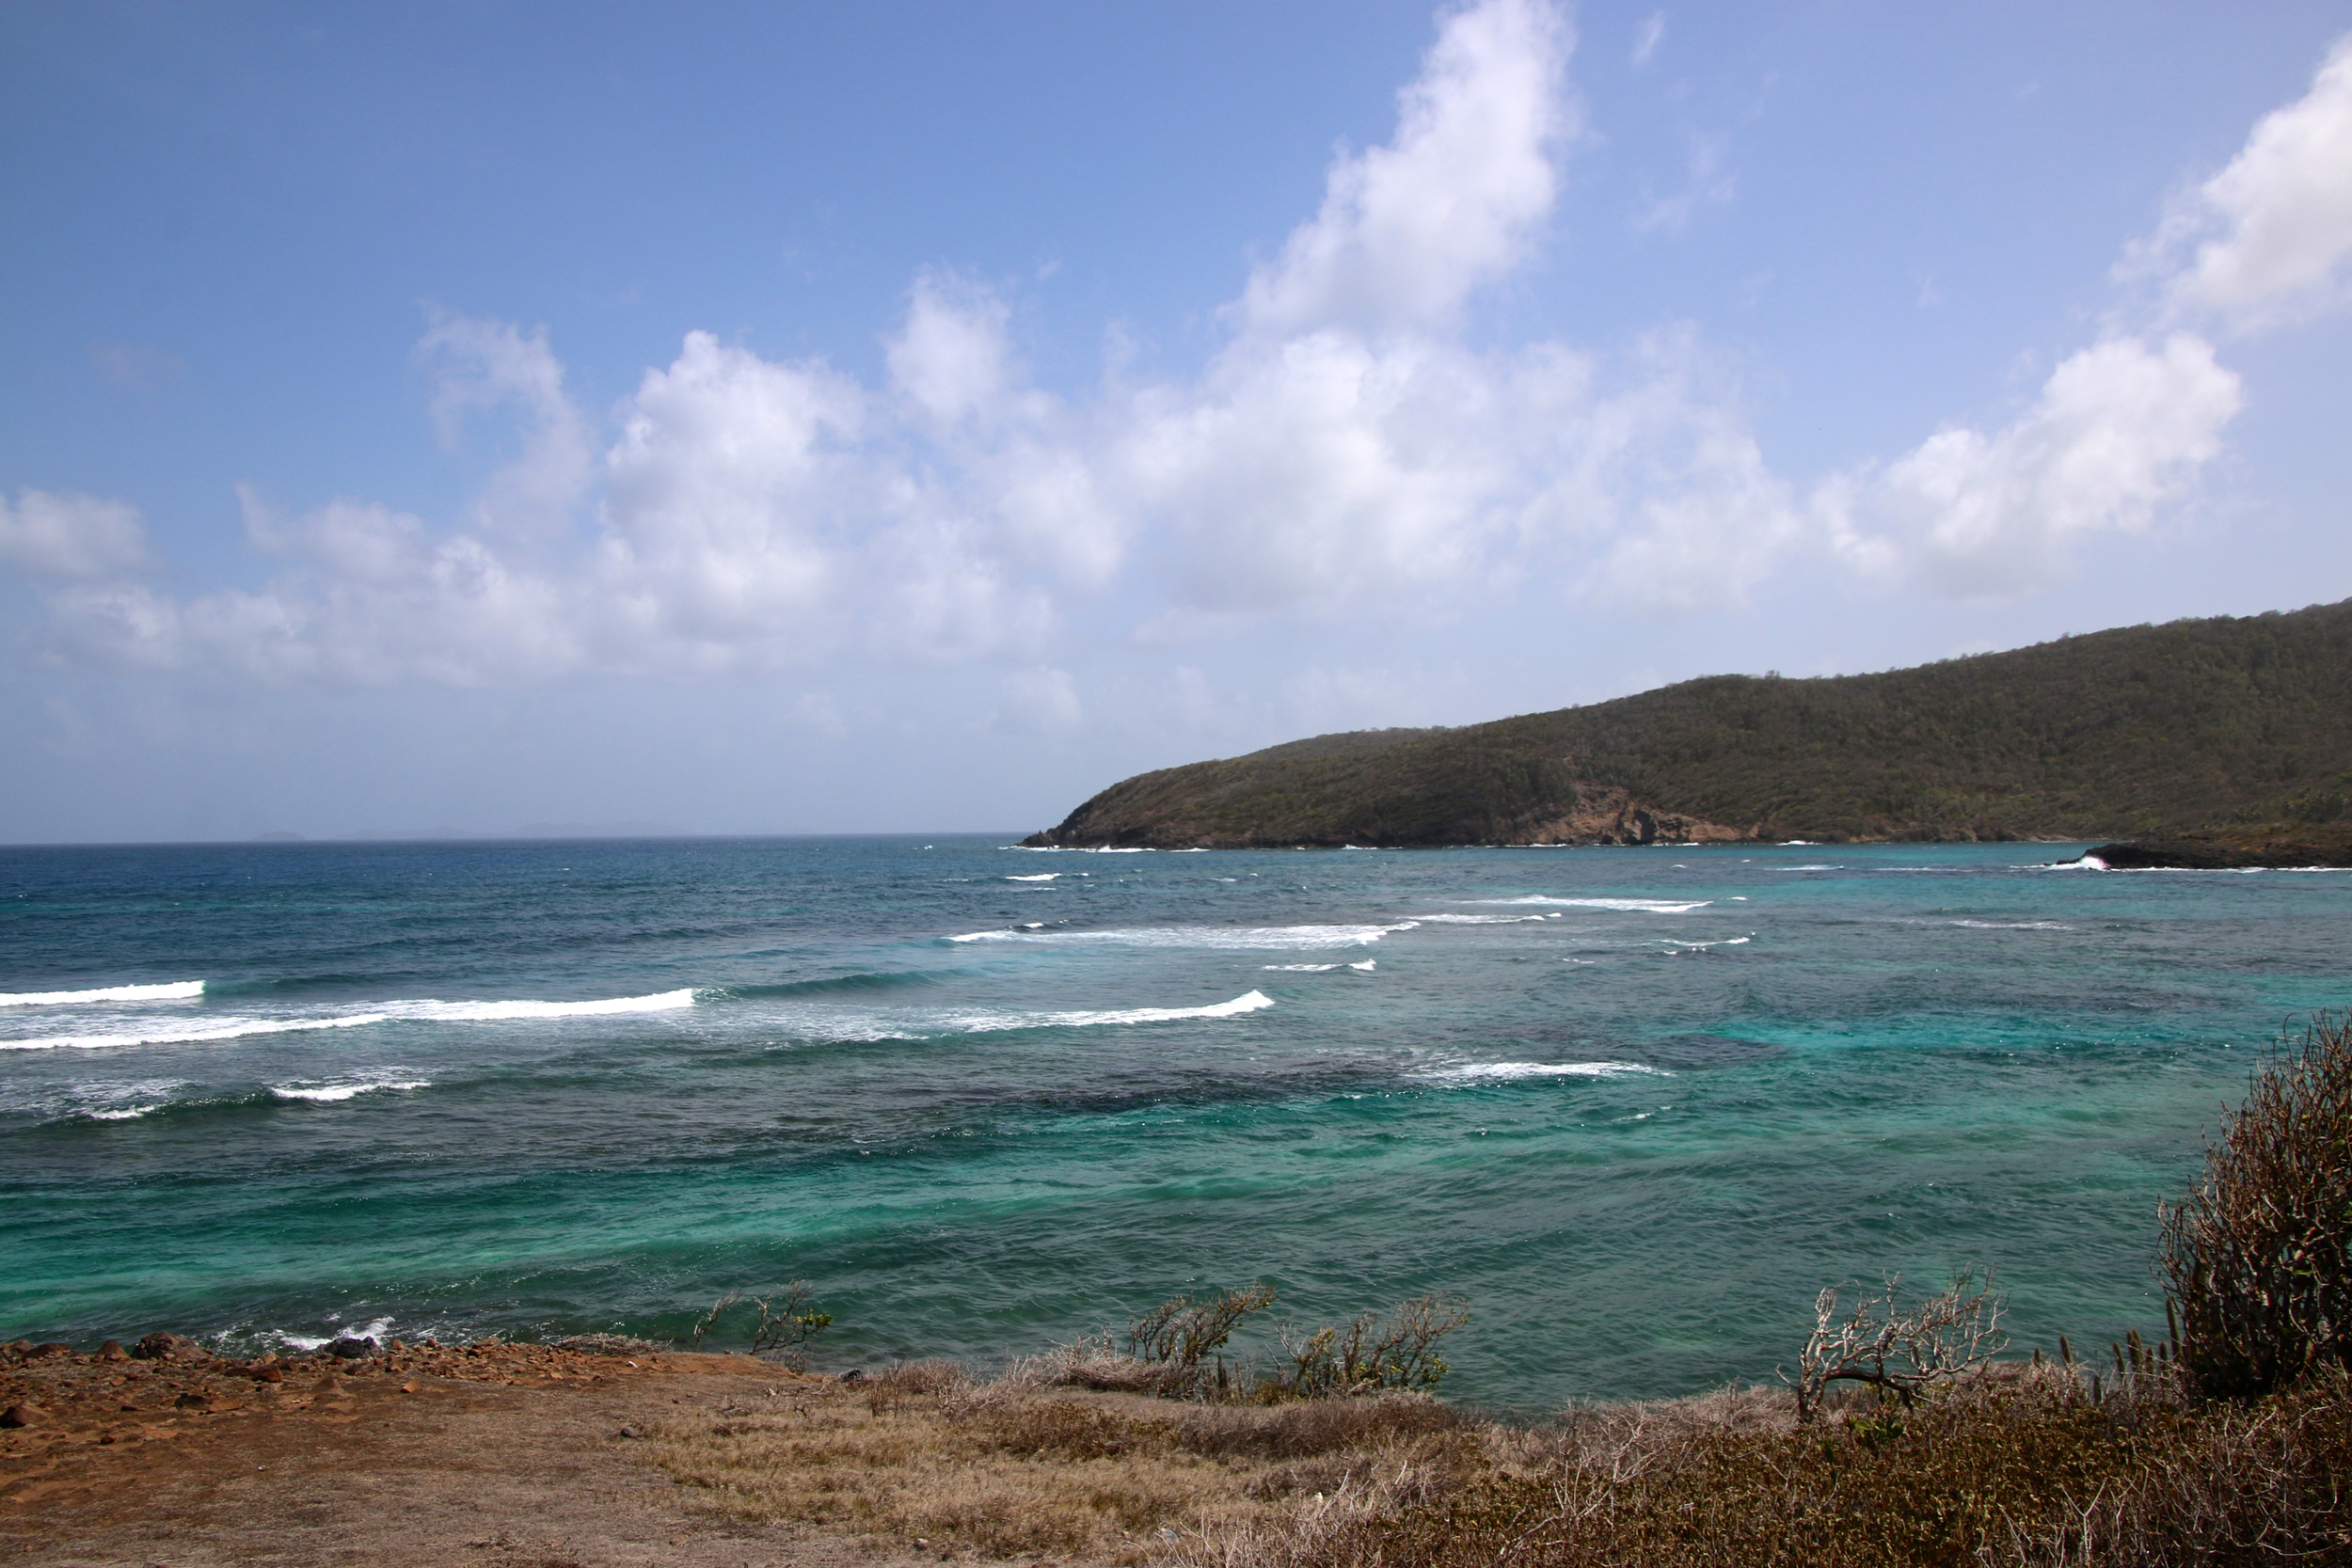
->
2160 1012 2352 1400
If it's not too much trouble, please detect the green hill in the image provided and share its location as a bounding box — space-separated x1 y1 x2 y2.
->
1024 599 2352 848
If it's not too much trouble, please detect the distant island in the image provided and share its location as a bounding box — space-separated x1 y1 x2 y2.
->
1025 599 2352 857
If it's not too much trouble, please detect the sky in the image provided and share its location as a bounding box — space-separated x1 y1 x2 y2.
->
5 0 2352 841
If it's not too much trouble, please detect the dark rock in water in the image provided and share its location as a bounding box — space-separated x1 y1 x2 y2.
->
326 1336 378 1359
2090 831 2352 869
2089 840 2244 870
133 1332 209 1362
1642 1035 1788 1070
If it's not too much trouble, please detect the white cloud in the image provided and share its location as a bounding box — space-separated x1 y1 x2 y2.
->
1820 38 2352 595
26 2 2345 692
417 313 596 545
592 329 864 670
0 490 151 578
888 274 1014 426
1820 334 2243 594
2142 33 2352 333
1234 0 1573 339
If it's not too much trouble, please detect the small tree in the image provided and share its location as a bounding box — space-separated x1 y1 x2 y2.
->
1784 1269 2007 1422
2160 1011 2352 1400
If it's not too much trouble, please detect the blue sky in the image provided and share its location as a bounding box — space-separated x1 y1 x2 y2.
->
5 1 2351 840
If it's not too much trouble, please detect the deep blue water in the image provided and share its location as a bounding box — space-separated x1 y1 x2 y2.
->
3 835 2345 1407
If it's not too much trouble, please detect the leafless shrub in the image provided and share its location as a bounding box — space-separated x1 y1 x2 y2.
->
1278 1294 1471 1398
689 1290 739 1352
1782 1266 2007 1421
2160 1010 2352 1400
687 1282 832 1370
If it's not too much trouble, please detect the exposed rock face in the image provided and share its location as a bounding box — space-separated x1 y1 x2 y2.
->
1498 784 1750 847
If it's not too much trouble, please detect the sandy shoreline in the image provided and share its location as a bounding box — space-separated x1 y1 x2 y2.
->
2 1338 985 1568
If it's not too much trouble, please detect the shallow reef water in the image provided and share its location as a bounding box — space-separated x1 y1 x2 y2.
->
3 834 2345 1406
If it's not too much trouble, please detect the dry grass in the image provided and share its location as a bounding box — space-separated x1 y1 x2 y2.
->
1216 1364 2352 1568
645 1361 1477 1564
646 1356 2352 1566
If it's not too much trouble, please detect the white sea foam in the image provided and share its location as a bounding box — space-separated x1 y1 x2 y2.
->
0 988 692 1051
1415 913 1549 924
2 1013 391 1052
271 1316 397 1353
1006 873 1060 882
0 980 204 1007
947 924 1414 950
1005 845 1153 853
946 990 1276 1031
1459 897 1711 914
1349 959 1375 972
1772 864 1841 872
1947 919 2071 930
1422 1061 1665 1083
2038 854 2109 870
1661 936 1752 949
1264 963 1340 972
389 990 695 1022
272 1079 430 1102
61 1078 186 1120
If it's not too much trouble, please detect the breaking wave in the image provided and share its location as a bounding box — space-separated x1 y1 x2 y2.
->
1421 1061 1667 1083
946 924 1415 950
1459 897 1711 914
0 980 205 1007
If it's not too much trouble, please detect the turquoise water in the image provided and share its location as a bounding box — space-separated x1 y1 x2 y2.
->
4 836 2345 1407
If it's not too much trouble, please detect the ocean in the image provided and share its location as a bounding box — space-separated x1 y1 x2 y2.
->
3 835 2345 1408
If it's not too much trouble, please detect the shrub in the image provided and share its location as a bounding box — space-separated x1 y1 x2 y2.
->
1130 1284 1279 1397
2160 1011 2352 1400
1784 1268 2008 1421
688 1281 833 1370
1275 1294 1470 1398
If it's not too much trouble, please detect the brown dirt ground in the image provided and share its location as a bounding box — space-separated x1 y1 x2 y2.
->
2 1339 1017 1568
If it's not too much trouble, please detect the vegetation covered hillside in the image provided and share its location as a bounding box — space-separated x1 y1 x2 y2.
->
1025 599 2352 847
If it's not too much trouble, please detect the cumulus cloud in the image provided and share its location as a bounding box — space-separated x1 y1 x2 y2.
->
1824 38 2352 595
0 490 151 578
2141 33 2352 333
1233 0 1571 339
23 2 2347 689
1820 335 2242 594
